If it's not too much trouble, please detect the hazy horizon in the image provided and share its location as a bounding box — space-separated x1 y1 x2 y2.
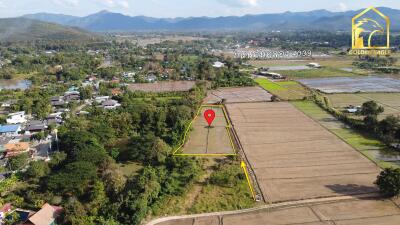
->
1 0 400 19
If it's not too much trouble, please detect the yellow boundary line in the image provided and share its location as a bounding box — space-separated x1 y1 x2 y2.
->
173 104 237 156
241 161 256 200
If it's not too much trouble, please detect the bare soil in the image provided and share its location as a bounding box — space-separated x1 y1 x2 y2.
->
226 102 380 202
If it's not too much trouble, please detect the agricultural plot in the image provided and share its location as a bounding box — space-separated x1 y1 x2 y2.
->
128 81 196 92
326 93 400 118
226 102 380 203
174 105 236 156
255 78 309 100
204 86 272 104
292 101 400 168
299 77 400 93
154 198 400 225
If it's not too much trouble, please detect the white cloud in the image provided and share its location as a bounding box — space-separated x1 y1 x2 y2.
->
118 0 130 9
339 2 348 11
95 0 130 9
217 0 261 8
52 0 79 7
242 0 259 7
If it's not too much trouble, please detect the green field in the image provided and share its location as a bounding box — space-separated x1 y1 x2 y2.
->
188 160 255 214
150 159 254 217
278 67 357 79
326 93 400 120
292 101 400 169
255 78 309 100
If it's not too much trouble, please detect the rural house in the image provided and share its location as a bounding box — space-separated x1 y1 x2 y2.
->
4 142 30 158
25 121 47 134
64 91 80 102
102 100 121 110
0 124 22 136
6 111 27 124
21 203 63 225
50 96 65 107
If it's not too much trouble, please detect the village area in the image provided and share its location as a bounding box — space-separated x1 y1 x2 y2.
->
0 6 400 225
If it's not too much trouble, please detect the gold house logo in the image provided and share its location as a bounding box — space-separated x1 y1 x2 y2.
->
350 7 391 56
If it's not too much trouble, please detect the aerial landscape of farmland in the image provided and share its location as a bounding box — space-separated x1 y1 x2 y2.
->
2 1 400 224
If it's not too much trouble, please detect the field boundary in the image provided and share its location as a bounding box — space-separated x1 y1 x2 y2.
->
173 104 237 156
223 104 266 203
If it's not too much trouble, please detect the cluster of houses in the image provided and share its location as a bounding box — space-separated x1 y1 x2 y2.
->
0 111 46 159
0 203 62 225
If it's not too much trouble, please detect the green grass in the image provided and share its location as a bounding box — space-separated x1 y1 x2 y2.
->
255 78 286 91
188 182 254 214
292 101 399 169
149 159 255 217
255 78 309 100
117 161 143 177
279 67 357 79
188 162 255 214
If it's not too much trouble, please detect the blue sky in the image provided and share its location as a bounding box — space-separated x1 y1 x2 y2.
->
1 0 400 18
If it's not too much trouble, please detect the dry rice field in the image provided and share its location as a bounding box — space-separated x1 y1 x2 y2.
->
176 106 235 155
204 86 272 104
156 198 400 225
128 81 196 92
226 102 380 202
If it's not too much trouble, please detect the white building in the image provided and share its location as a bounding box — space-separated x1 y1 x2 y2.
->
307 63 322 68
6 112 27 124
102 100 121 110
212 61 225 68
95 96 110 103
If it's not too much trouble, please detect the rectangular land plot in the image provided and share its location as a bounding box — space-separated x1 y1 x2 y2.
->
327 93 400 118
128 81 196 92
204 86 272 104
153 198 400 225
255 78 309 100
299 77 400 93
174 105 236 156
226 102 380 202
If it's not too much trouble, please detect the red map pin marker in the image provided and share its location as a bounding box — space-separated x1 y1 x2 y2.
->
204 109 216 126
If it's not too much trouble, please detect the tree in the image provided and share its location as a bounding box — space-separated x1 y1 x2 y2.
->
80 86 93 100
48 151 67 169
378 116 400 144
25 160 50 181
47 161 98 196
129 134 170 164
8 153 29 171
150 138 171 164
375 168 400 197
358 101 384 130
359 101 384 117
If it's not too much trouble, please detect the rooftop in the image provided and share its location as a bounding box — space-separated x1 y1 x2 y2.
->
25 203 62 225
0 124 21 133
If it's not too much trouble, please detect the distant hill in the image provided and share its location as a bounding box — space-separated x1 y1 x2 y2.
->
0 18 98 42
22 7 400 32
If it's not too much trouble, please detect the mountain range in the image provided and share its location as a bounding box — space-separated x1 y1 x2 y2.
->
22 7 400 32
0 18 97 42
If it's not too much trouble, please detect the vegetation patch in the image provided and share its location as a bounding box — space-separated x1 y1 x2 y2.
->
188 159 255 214
255 78 309 100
